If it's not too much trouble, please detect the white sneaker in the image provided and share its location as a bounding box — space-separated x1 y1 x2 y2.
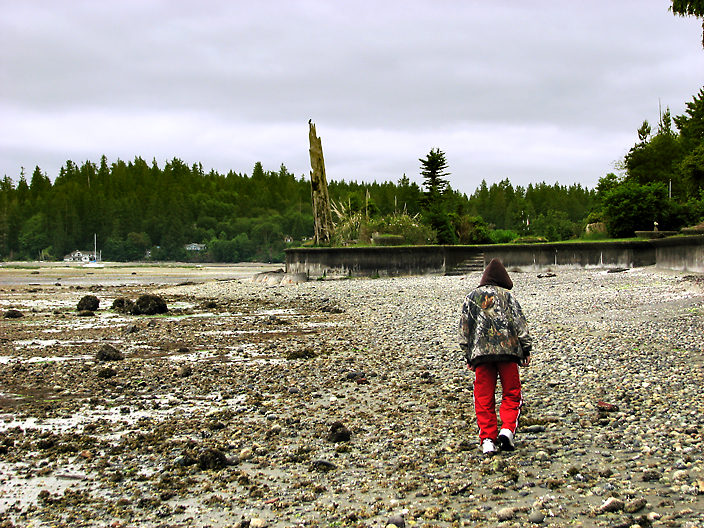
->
498 429 515 451
482 438 497 455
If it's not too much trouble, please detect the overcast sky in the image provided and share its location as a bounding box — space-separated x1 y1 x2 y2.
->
1 1 703 196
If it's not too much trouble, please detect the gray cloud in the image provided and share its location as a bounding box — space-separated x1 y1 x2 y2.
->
1 0 703 195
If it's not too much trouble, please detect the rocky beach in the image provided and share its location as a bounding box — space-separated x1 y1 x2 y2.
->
0 264 703 528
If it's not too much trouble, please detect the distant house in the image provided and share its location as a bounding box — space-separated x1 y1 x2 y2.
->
184 243 207 252
63 250 96 263
284 235 293 243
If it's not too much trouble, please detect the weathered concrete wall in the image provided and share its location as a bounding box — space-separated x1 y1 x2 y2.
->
285 246 446 278
652 235 704 273
285 236 704 278
479 241 656 271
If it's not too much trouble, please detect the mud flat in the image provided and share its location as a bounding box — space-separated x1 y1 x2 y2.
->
0 265 703 527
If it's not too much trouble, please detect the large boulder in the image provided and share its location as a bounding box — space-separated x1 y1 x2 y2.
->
133 294 168 315
112 297 135 314
77 295 100 312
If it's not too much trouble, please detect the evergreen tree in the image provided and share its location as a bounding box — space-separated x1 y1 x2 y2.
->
419 148 456 244
419 148 450 206
624 106 686 199
29 166 51 201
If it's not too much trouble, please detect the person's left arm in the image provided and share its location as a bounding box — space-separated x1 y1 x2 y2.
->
510 295 532 364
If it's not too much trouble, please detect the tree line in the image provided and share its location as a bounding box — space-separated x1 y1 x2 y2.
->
1 87 703 263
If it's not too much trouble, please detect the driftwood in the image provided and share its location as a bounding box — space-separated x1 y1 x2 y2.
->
309 121 334 245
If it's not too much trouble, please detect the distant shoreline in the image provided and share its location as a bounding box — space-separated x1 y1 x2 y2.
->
0 262 282 288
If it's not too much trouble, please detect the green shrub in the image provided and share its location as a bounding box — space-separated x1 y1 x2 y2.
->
511 236 548 244
490 229 519 244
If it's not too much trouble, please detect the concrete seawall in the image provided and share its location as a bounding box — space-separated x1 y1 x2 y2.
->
285 235 704 278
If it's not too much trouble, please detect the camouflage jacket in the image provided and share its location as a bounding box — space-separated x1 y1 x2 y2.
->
458 285 532 366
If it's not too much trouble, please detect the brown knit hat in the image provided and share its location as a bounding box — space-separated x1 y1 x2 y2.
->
478 258 513 290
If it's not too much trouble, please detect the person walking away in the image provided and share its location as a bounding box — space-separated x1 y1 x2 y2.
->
458 258 532 455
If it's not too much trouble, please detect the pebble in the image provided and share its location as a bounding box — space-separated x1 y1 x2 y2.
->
597 497 625 513
387 514 405 528
624 498 648 513
496 507 515 521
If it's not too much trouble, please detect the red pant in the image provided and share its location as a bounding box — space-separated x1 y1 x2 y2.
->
473 361 522 441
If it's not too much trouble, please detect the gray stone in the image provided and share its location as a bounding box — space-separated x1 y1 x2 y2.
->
496 507 515 521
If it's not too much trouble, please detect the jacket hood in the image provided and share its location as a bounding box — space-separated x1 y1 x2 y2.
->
479 258 513 290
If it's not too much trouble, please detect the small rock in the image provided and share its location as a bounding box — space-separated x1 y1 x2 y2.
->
207 421 225 431
249 519 267 528
268 424 282 435
176 365 192 378
523 425 546 433
528 510 545 524
624 498 648 513
327 421 351 443
642 469 661 482
96 344 124 361
286 348 317 360
3 309 23 319
496 507 515 521
77 310 95 317
597 497 624 514
310 459 337 471
197 448 229 470
387 514 405 528
97 367 117 379
597 400 619 412
239 448 253 461
672 469 688 482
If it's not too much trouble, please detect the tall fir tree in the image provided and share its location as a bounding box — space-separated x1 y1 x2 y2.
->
419 148 456 244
